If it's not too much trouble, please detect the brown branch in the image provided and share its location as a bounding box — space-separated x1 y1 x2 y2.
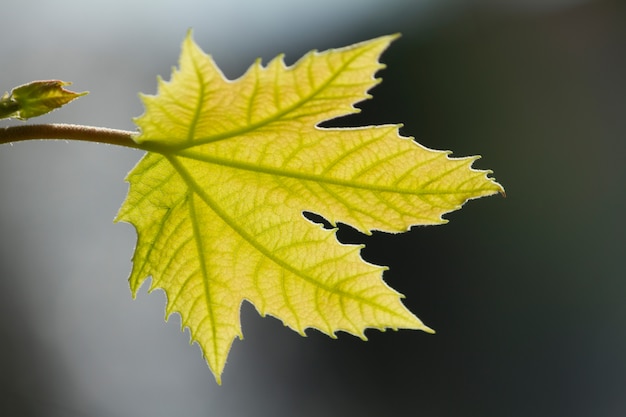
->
0 123 140 149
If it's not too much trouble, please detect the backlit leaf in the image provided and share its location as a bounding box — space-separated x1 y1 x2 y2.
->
116 33 503 383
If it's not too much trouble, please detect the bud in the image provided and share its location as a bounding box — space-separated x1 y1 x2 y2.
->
0 80 87 120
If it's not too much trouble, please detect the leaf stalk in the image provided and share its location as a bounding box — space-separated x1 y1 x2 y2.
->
0 123 140 149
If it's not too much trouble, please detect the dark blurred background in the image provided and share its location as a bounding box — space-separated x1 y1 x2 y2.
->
1 1 625 416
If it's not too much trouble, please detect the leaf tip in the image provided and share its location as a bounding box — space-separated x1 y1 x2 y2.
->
182 28 201 58
388 32 402 41
423 325 436 334
213 372 223 386
184 28 196 47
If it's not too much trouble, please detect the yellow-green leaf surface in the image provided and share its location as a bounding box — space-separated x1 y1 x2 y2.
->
116 33 503 383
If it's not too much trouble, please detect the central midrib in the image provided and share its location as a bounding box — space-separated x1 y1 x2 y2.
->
173 148 486 197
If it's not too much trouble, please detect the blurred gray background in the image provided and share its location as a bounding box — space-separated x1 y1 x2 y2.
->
1 0 625 416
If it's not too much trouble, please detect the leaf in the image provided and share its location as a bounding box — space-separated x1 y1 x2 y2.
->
116 32 504 383
0 80 87 120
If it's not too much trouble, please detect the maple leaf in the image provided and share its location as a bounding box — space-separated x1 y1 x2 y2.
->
115 33 503 383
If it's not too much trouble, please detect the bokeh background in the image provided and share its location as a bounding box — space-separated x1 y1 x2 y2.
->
1 0 625 416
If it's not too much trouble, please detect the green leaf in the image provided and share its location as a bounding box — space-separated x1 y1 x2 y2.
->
0 80 87 120
116 33 504 383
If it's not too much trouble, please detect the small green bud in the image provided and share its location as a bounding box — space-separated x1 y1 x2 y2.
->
0 80 87 121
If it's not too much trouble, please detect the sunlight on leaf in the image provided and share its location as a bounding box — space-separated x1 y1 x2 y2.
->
115 32 503 383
